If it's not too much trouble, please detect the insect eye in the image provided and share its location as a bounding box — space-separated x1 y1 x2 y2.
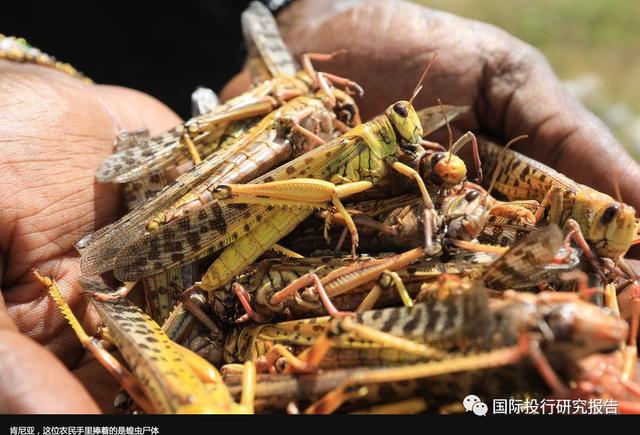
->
431 152 446 166
464 190 480 202
393 103 408 117
601 204 620 224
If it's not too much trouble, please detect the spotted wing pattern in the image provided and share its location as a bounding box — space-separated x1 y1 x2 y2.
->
80 141 259 276
242 1 297 80
482 224 564 290
96 127 185 183
112 133 366 281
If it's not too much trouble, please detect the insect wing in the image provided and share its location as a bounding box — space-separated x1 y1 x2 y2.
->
113 134 364 281
80 141 258 276
482 224 563 290
416 105 470 137
97 128 183 183
241 1 297 80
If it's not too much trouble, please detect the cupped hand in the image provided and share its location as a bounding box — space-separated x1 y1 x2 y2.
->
0 60 180 412
223 0 640 213
4 0 639 415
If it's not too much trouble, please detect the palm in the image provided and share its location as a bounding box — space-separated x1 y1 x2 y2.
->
0 61 179 412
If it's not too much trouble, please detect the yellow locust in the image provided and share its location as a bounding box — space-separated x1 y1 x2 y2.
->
112 70 439 298
34 272 255 414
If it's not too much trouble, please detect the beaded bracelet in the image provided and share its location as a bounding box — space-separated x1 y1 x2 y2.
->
0 34 91 83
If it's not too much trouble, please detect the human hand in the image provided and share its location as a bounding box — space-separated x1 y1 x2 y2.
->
223 0 640 213
0 60 180 412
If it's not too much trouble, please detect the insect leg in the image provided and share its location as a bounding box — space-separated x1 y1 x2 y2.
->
355 283 383 313
304 344 526 414
563 219 606 281
390 161 434 210
319 72 364 97
421 140 447 152
271 244 304 258
258 335 333 374
89 281 137 302
489 203 536 225
181 133 202 165
240 361 256 414
180 287 224 336
232 282 265 323
173 343 225 385
33 272 157 414
217 179 372 256
519 333 569 397
337 317 445 359
535 186 564 224
447 239 509 255
356 271 413 313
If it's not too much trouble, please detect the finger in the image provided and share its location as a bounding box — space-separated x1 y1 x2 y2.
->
73 359 122 413
94 85 182 134
6 258 101 365
0 328 100 413
219 70 252 102
277 0 640 212
470 24 640 213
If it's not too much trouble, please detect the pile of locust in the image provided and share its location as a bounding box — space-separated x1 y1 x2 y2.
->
36 2 640 414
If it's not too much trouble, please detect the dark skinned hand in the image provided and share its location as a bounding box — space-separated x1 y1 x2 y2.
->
2 0 639 413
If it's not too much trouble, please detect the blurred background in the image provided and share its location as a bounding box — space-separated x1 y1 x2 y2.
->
416 0 640 158
2 0 638 156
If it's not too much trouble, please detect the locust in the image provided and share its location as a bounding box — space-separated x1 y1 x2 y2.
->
95 1 362 185
315 183 537 254
220 223 577 324
477 137 639 261
106 56 455 298
565 278 640 412
112 95 232 322
164 224 578 369
33 272 256 414
78 0 367 275
220 287 627 413
218 230 584 373
291 136 540 255
79 83 360 278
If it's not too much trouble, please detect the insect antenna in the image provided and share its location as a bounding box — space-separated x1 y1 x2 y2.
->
612 172 623 204
437 98 453 163
409 51 438 104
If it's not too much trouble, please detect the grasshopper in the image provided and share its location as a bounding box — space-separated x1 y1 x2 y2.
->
79 86 360 277
111 103 240 321
162 225 573 369
33 272 256 414
324 183 537 253
78 0 364 275
162 223 578 366
95 2 362 185
107 55 450 294
219 232 585 374
292 135 538 254
477 137 639 260
221 287 627 413
224 224 577 323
